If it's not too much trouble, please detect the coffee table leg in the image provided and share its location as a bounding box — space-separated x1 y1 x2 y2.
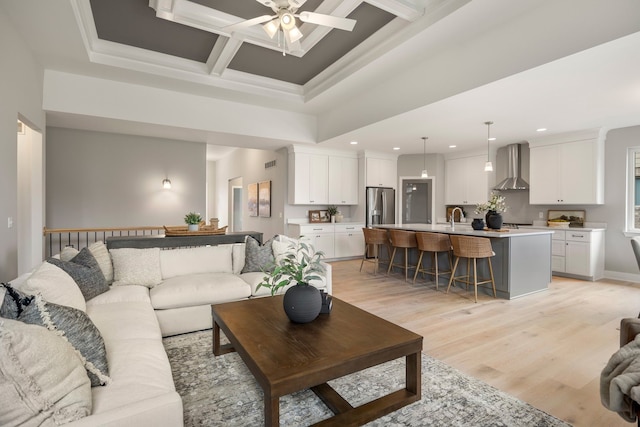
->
264 390 279 427
213 321 222 355
406 352 421 396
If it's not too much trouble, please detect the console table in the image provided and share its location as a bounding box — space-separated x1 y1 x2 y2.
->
106 231 263 250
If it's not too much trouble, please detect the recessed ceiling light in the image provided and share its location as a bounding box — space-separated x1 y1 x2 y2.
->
449 145 456 148
350 141 358 145
393 147 400 150
488 137 496 141
536 128 547 132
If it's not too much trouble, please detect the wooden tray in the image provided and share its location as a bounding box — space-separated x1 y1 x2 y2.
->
163 225 227 236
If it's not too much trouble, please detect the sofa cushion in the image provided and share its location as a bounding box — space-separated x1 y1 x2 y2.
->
18 261 86 312
86 285 151 307
110 247 162 288
47 247 109 301
220 243 246 275
0 285 110 387
150 273 252 309
160 245 233 279
0 319 92 426
241 235 274 273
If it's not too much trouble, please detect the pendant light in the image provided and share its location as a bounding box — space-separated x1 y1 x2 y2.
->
421 137 428 178
484 121 494 172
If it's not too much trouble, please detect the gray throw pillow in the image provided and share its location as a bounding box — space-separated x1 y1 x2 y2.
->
241 236 275 273
0 284 110 387
47 247 108 301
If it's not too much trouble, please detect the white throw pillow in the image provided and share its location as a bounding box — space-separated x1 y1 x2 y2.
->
160 245 233 279
0 319 92 426
88 241 114 284
60 246 79 261
19 262 86 312
110 248 162 288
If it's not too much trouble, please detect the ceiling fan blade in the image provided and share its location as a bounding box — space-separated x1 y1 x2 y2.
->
255 0 276 7
298 11 356 32
223 15 275 33
288 0 308 9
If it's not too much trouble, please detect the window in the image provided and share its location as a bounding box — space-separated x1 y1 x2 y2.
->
627 147 640 232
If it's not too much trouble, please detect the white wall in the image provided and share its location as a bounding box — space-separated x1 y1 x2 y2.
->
0 7 45 281
46 127 206 228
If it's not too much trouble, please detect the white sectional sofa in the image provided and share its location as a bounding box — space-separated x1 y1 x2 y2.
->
1 234 331 426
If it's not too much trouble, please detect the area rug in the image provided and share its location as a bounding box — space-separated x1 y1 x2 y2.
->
163 331 570 426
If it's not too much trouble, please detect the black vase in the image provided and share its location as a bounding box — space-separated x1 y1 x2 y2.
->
283 283 322 323
486 211 503 230
471 218 485 230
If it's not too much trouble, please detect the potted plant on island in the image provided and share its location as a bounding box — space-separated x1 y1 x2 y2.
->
474 192 508 230
257 240 326 323
184 212 202 231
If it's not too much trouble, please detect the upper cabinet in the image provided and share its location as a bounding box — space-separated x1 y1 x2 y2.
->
328 156 358 205
288 146 358 205
365 156 397 188
529 129 605 205
445 154 488 205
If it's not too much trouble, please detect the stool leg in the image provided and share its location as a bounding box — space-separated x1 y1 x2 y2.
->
359 246 366 272
404 248 409 282
446 257 460 294
488 258 497 297
373 244 380 275
473 257 478 303
413 251 424 283
387 247 397 275
433 252 439 290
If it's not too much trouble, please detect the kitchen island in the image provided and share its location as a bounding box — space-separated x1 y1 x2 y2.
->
375 224 554 300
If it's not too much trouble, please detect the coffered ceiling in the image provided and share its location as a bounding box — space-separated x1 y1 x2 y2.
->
3 0 640 157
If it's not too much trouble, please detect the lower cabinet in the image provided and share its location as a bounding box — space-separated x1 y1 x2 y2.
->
533 228 604 281
288 223 364 260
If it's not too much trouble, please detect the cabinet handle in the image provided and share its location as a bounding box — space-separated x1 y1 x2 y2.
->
310 200 315 203
571 234 584 238
346 227 355 230
313 228 323 231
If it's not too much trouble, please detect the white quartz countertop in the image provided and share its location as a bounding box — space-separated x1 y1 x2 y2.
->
519 225 606 232
374 223 553 238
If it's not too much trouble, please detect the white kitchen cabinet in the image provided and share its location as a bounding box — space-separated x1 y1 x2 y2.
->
445 155 488 205
529 130 604 205
291 224 335 259
528 227 604 280
329 156 358 205
288 152 328 205
366 157 397 188
334 224 365 258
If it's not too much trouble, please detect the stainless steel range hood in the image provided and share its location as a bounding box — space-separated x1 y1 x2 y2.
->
493 143 529 191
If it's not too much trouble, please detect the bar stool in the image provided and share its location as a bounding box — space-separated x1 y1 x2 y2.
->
386 229 417 282
446 235 497 303
413 232 453 290
360 227 391 275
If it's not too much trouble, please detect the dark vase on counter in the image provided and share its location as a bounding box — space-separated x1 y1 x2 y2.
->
486 211 503 230
471 218 485 230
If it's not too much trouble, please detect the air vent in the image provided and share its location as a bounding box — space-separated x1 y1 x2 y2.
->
265 160 276 169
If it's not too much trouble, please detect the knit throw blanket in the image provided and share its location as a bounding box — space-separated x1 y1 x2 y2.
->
601 334 640 422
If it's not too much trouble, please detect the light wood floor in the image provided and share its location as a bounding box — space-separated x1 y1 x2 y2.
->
330 259 640 427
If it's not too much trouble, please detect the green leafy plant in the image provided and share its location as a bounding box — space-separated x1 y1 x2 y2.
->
257 240 325 296
474 192 508 214
327 205 339 216
184 212 202 225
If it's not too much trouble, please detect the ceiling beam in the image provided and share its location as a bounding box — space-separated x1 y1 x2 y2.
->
207 37 243 76
364 0 424 21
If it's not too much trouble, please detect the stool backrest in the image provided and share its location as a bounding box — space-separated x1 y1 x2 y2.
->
388 229 417 248
450 235 493 258
415 232 451 252
362 227 388 245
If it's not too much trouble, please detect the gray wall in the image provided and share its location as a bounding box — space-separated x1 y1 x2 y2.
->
0 8 46 281
46 127 206 228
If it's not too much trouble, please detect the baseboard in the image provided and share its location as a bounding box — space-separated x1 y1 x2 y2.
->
604 270 640 283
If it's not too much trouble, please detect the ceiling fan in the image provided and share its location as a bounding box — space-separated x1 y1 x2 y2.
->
224 0 357 54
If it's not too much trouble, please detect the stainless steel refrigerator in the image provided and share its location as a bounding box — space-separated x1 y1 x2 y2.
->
366 187 395 227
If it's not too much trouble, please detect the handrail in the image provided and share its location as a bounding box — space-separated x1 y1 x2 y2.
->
43 226 163 235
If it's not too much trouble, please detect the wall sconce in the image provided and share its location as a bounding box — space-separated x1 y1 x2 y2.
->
162 178 172 189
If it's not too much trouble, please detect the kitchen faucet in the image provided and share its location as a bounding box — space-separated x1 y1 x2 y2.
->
450 207 465 230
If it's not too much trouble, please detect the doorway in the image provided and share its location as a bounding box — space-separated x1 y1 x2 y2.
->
17 118 44 274
400 177 434 224
229 177 243 232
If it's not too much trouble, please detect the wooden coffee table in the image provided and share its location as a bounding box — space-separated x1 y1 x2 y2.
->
212 295 423 426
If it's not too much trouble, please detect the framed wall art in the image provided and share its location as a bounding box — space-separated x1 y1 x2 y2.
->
309 210 322 223
247 183 258 217
258 180 271 218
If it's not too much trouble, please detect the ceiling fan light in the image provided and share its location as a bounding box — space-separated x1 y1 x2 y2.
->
280 12 296 30
263 20 279 39
287 26 303 43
